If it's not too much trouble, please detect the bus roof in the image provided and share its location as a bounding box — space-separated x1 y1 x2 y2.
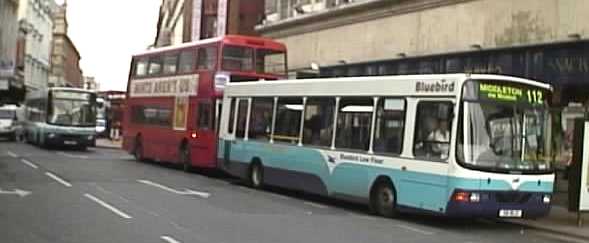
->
224 74 552 98
134 35 287 57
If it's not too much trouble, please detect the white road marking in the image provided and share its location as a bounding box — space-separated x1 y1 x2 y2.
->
0 189 31 197
20 159 38 169
303 201 329 209
56 152 89 159
160 236 182 243
84 193 133 219
396 224 435 235
137 179 210 198
6 151 18 158
45 172 72 187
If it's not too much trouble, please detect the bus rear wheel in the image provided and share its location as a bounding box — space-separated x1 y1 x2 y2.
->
179 146 192 172
249 162 264 189
370 180 398 218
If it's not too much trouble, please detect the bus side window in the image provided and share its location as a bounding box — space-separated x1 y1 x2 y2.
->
163 54 178 75
148 56 162 76
335 97 373 151
197 102 212 130
197 47 217 70
373 98 406 155
303 97 335 147
228 99 236 134
178 50 195 73
134 58 148 77
249 97 273 141
236 99 249 139
273 97 303 144
413 101 453 161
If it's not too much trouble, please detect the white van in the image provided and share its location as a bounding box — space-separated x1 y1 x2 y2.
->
0 105 24 141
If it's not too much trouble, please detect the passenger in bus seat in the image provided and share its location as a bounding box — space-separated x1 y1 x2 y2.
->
427 119 450 159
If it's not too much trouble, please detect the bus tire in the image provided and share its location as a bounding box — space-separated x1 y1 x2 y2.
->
133 137 145 162
249 162 264 189
370 178 398 218
179 145 192 173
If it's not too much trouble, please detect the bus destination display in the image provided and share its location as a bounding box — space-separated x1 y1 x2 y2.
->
478 81 547 105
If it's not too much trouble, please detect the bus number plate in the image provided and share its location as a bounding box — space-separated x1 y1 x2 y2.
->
64 141 77 145
499 209 522 218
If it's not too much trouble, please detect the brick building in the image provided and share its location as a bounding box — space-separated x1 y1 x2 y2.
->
49 0 83 88
154 0 265 47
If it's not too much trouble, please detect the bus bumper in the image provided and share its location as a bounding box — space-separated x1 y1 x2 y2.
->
44 133 95 147
444 190 552 219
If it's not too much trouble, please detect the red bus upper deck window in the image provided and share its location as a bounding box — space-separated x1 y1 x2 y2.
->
197 47 217 70
256 49 286 77
178 50 195 73
222 45 253 71
148 56 163 76
134 58 148 77
163 54 178 75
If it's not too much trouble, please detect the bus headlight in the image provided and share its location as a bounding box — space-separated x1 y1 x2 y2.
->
542 195 551 204
48 133 56 138
87 135 94 140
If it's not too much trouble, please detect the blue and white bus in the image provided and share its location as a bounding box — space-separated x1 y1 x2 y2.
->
24 87 97 150
218 74 554 219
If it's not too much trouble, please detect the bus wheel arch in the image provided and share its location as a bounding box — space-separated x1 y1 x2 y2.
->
179 139 192 172
249 158 264 189
369 176 399 218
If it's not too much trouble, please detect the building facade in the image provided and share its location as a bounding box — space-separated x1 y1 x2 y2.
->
49 1 83 88
0 0 24 104
17 0 55 92
154 0 265 47
257 0 589 102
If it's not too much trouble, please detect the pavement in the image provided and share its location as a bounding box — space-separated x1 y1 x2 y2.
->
0 139 587 243
95 138 122 149
506 206 589 241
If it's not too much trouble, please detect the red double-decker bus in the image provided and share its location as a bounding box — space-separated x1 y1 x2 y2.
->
122 35 287 171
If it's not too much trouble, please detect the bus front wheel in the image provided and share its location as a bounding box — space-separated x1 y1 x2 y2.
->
370 179 398 218
249 162 264 189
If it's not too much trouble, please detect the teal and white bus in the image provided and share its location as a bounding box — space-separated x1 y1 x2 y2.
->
24 87 97 150
218 74 554 219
